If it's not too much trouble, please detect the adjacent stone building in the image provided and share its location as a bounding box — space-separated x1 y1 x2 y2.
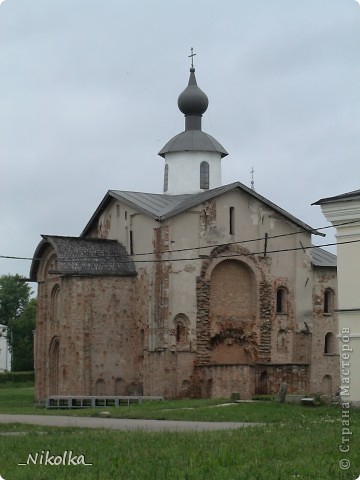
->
314 189 360 405
30 64 339 402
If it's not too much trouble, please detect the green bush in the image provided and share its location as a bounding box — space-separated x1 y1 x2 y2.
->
0 371 34 384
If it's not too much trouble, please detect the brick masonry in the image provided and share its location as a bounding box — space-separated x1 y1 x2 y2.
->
33 196 339 402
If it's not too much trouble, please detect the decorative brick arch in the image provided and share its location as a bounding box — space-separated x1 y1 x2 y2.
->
201 245 264 284
51 284 61 323
49 336 60 395
196 245 268 365
39 251 57 281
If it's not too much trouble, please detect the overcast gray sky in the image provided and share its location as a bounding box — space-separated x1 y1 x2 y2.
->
1 0 359 280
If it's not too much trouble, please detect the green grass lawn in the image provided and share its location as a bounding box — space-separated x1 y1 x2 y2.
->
0 386 359 479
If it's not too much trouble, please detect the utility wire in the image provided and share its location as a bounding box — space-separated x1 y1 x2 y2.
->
0 218 357 265
120 239 360 264
0 239 357 267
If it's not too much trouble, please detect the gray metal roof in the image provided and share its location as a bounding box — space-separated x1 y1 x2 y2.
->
158 130 228 158
311 246 337 268
30 235 136 280
110 190 192 218
81 181 322 237
313 189 360 205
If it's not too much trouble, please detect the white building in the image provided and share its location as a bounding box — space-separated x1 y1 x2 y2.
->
314 189 360 405
0 324 11 372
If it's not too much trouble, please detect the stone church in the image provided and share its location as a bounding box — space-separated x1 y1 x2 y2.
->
30 64 339 402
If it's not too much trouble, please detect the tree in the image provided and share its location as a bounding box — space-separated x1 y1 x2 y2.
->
10 298 36 371
0 274 31 326
0 274 34 371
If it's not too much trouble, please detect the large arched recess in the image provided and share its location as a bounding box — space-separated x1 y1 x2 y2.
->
209 259 257 326
196 247 263 365
208 258 260 364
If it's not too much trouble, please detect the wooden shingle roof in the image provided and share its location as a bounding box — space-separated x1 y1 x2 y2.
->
30 235 136 280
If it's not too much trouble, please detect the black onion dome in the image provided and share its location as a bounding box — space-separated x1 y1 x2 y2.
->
178 68 209 115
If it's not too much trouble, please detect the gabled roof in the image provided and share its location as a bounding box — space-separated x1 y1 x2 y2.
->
311 246 337 268
313 189 360 205
81 181 323 237
30 235 136 280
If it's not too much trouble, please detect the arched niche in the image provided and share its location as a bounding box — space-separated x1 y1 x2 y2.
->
209 259 257 324
173 313 190 349
51 284 61 323
49 336 60 395
324 332 336 355
322 375 332 396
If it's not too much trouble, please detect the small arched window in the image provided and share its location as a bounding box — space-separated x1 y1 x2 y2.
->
324 332 336 354
174 314 190 348
229 207 235 235
200 161 209 190
51 285 61 323
164 164 169 192
276 287 287 314
324 289 334 314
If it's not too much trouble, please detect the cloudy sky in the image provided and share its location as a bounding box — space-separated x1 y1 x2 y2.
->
1 0 359 280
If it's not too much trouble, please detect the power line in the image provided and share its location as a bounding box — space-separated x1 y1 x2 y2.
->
0 238 357 267
0 218 357 265
124 239 359 264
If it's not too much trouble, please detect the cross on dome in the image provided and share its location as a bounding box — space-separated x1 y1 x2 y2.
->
188 47 196 69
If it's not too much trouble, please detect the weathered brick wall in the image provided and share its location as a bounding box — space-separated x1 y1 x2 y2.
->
310 266 339 395
35 256 138 401
257 364 310 395
258 281 272 362
142 349 197 398
270 278 297 364
196 245 268 367
34 196 339 402
199 199 217 241
34 250 63 401
191 240 322 398
151 224 170 350
194 365 256 399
